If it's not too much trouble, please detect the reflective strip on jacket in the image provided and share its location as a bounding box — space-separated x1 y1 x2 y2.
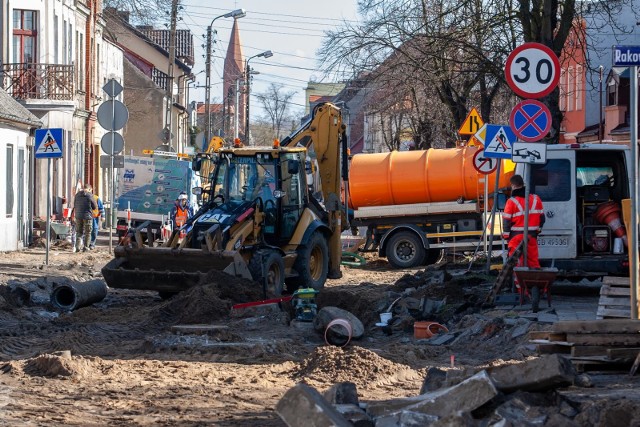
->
502 194 545 238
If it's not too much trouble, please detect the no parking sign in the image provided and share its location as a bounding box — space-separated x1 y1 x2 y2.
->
509 99 552 142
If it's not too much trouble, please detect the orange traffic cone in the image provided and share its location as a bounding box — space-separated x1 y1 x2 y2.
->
595 201 628 246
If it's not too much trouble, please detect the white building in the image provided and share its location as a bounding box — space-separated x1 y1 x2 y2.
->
0 0 121 221
0 89 41 251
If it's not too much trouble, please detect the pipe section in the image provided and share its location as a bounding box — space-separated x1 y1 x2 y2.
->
51 280 108 311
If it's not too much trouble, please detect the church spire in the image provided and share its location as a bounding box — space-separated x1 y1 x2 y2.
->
223 18 246 138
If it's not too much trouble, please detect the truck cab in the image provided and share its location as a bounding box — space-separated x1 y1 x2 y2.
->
519 143 630 276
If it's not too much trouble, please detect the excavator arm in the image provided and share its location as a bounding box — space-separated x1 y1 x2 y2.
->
281 103 349 278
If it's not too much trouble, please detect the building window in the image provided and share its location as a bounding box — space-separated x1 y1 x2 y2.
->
68 23 73 65
6 145 14 217
575 65 583 111
13 10 37 63
566 67 574 112
54 15 59 64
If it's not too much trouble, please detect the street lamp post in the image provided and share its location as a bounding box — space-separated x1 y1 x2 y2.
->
205 8 246 146
244 50 273 145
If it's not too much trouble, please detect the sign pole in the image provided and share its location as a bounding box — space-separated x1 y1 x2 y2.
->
109 80 115 254
522 163 531 267
485 161 502 272
45 158 51 265
630 65 638 319
484 177 488 255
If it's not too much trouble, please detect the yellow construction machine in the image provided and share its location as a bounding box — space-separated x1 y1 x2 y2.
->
102 103 349 297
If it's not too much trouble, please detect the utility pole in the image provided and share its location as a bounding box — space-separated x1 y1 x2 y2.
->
204 26 214 146
244 50 273 145
164 0 179 151
234 78 241 140
203 9 246 146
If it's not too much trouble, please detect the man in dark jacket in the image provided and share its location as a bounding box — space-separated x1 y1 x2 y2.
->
73 184 98 252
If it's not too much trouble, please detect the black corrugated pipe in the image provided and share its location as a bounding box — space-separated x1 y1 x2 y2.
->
51 280 108 311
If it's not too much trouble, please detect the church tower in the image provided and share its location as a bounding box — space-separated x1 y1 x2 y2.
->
223 18 246 139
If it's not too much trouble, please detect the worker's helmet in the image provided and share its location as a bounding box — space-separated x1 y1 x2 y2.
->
178 192 188 201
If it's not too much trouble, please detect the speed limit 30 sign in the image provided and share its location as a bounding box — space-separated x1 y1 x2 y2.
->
505 42 560 99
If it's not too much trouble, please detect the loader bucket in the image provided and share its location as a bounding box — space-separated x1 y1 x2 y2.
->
101 246 253 293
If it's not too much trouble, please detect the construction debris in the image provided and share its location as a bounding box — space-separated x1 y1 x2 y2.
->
276 383 351 427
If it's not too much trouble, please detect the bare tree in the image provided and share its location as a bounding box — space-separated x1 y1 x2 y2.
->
104 0 172 24
255 83 296 140
321 0 637 145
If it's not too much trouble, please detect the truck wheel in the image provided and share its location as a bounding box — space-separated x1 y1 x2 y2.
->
249 250 285 298
386 231 426 269
291 232 329 291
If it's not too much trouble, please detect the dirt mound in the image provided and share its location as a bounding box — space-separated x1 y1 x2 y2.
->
154 270 263 324
16 352 98 378
292 345 413 387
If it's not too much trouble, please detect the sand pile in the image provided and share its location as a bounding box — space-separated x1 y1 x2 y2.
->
292 346 413 387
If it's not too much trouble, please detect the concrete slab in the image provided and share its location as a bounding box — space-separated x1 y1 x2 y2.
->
276 383 351 427
367 370 498 418
489 354 575 393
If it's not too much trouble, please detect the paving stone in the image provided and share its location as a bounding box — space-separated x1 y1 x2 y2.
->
511 320 532 338
428 333 456 345
366 370 498 418
276 383 351 427
373 411 438 427
419 367 447 394
333 404 372 426
537 313 559 323
488 354 575 393
323 382 359 405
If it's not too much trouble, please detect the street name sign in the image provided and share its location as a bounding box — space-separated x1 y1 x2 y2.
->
505 42 560 99
35 128 64 159
613 46 640 66
512 141 547 164
509 99 552 142
483 125 516 159
472 149 498 174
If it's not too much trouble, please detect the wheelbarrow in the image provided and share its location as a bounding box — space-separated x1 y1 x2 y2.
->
513 267 558 313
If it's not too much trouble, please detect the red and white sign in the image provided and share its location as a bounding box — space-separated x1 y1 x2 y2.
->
472 149 498 175
505 43 560 99
509 99 552 142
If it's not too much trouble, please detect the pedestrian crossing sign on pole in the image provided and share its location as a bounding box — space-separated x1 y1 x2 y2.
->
483 125 516 159
35 128 64 159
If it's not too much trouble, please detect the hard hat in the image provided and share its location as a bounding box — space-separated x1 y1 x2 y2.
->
178 193 188 200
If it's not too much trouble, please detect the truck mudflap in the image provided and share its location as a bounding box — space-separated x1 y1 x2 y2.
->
101 246 253 293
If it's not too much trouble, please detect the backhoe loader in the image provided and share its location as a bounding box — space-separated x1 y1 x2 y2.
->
102 103 349 297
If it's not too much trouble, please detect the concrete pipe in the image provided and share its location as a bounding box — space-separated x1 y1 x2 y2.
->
51 280 108 311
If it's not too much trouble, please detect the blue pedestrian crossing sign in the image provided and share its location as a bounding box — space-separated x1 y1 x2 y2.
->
483 125 516 159
35 128 64 159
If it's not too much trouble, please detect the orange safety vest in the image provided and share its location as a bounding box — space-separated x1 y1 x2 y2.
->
503 194 544 234
175 206 188 227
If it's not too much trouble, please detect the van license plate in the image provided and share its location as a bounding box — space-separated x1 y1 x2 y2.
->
537 237 569 247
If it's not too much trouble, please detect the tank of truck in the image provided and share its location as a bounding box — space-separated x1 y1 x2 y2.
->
348 146 514 209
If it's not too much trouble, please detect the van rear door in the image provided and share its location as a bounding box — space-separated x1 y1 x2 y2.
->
529 150 576 259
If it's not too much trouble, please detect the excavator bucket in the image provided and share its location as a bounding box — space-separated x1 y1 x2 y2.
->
101 246 253 293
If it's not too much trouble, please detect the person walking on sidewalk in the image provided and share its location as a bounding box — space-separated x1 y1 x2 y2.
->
73 184 98 252
89 193 105 249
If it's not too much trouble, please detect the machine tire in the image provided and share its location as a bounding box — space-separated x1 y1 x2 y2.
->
386 231 426 269
291 232 329 291
425 248 444 265
249 249 285 298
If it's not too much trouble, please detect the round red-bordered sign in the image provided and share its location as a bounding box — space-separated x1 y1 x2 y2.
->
509 99 552 142
505 43 560 99
472 149 498 175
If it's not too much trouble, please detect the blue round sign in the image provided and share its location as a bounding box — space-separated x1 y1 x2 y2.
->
509 100 552 142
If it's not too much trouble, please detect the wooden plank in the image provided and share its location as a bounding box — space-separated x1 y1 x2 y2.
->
553 319 640 334
598 296 633 307
601 286 631 297
528 331 567 341
529 339 573 346
571 346 610 357
596 307 631 319
603 276 631 286
565 333 640 346
536 344 571 355
607 348 640 360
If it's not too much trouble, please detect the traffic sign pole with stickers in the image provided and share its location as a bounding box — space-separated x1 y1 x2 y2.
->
35 128 64 265
505 42 559 270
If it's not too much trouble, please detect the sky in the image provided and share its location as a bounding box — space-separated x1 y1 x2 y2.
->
178 0 360 121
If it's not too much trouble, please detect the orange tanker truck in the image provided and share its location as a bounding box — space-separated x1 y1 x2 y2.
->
347 146 514 268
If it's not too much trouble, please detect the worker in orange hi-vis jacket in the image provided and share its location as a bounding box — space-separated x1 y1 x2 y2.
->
502 174 546 284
